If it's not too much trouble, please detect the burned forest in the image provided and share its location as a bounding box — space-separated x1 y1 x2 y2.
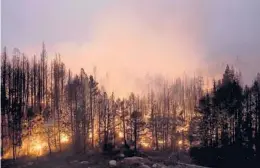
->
2 1 260 168
1 46 260 168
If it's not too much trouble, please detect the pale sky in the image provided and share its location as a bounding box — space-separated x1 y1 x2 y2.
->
2 0 260 97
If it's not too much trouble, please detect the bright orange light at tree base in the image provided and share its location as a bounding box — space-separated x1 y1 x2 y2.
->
30 139 47 157
3 132 71 159
178 140 183 146
34 144 43 155
141 142 150 148
158 140 164 144
118 132 124 138
3 126 187 159
35 144 42 151
60 133 69 143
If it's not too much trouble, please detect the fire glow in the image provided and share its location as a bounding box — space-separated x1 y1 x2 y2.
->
3 132 70 159
118 132 124 138
141 141 150 148
60 133 69 143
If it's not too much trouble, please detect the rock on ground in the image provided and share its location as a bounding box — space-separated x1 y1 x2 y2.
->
138 164 151 168
80 160 89 164
70 160 79 164
109 160 117 167
119 153 125 158
152 163 168 168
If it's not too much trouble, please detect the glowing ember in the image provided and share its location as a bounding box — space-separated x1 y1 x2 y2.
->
141 142 149 148
35 144 42 151
34 144 43 156
118 132 124 138
60 133 69 143
30 140 45 156
158 140 164 144
3 151 12 159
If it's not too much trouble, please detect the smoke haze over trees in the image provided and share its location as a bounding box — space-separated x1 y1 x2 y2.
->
1 45 260 168
2 0 260 98
0 45 205 158
2 1 260 168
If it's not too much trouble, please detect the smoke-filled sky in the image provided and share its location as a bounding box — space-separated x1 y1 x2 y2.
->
2 0 260 97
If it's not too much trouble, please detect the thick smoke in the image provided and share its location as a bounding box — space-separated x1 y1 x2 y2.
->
51 1 209 97
5 0 260 97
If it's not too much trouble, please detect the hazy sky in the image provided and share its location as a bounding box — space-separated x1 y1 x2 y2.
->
2 0 260 97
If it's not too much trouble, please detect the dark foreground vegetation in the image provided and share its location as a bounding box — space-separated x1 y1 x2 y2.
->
189 66 260 168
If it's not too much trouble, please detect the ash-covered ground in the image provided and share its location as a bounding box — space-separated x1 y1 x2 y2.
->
2 150 207 168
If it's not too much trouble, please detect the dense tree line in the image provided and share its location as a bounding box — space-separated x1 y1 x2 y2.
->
1 45 48 159
1 45 206 160
190 65 260 168
3 46 259 167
